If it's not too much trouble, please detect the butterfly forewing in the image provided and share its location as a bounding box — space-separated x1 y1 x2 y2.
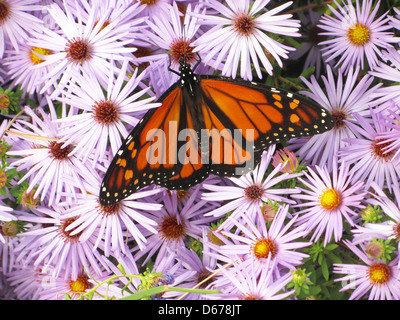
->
100 85 186 205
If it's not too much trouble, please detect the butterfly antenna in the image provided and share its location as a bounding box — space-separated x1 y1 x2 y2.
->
183 24 188 64
182 24 201 72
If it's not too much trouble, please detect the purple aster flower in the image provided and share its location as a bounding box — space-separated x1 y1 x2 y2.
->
389 7 400 29
0 200 15 222
174 229 218 300
102 234 198 300
207 204 310 278
37 267 124 300
272 147 300 174
374 104 400 161
133 184 219 267
288 65 381 171
0 0 43 58
100 248 141 292
14 204 108 281
62 169 162 257
0 272 17 299
340 109 400 193
7 103 96 206
202 145 301 230
318 0 397 73
6 262 44 300
333 240 400 300
352 182 400 263
0 69 6 84
79 0 147 43
289 8 333 78
192 0 300 80
27 0 144 97
4 42 56 95
369 48 400 112
135 0 173 19
0 200 17 244
292 161 366 246
209 255 294 300
55 59 160 165
141 2 210 95
136 0 201 22
0 232 19 275
150 252 198 300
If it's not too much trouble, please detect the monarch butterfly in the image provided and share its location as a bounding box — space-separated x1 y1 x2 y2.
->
99 59 334 206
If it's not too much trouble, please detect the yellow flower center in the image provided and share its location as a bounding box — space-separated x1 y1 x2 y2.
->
0 168 6 189
2 221 18 237
0 94 9 110
252 237 276 259
93 19 110 33
319 189 341 210
29 47 52 65
347 23 370 46
368 263 391 285
68 274 92 298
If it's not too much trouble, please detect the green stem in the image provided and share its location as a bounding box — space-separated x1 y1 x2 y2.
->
78 273 221 300
78 274 144 300
119 285 221 300
278 75 304 91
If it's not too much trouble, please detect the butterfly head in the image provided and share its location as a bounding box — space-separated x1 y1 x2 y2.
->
178 59 192 75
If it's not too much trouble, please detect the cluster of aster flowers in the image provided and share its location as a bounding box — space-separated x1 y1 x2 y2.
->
1 0 400 301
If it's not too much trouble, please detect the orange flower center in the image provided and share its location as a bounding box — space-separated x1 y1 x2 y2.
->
368 263 391 285
252 237 277 259
159 215 186 241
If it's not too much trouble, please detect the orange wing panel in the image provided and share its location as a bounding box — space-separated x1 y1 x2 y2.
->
136 87 182 171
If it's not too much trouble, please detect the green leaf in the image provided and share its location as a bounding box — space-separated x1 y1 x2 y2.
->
326 251 342 264
300 66 316 79
283 35 303 49
309 285 321 296
325 243 338 251
317 252 323 265
0 188 7 197
320 284 331 298
321 259 330 281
